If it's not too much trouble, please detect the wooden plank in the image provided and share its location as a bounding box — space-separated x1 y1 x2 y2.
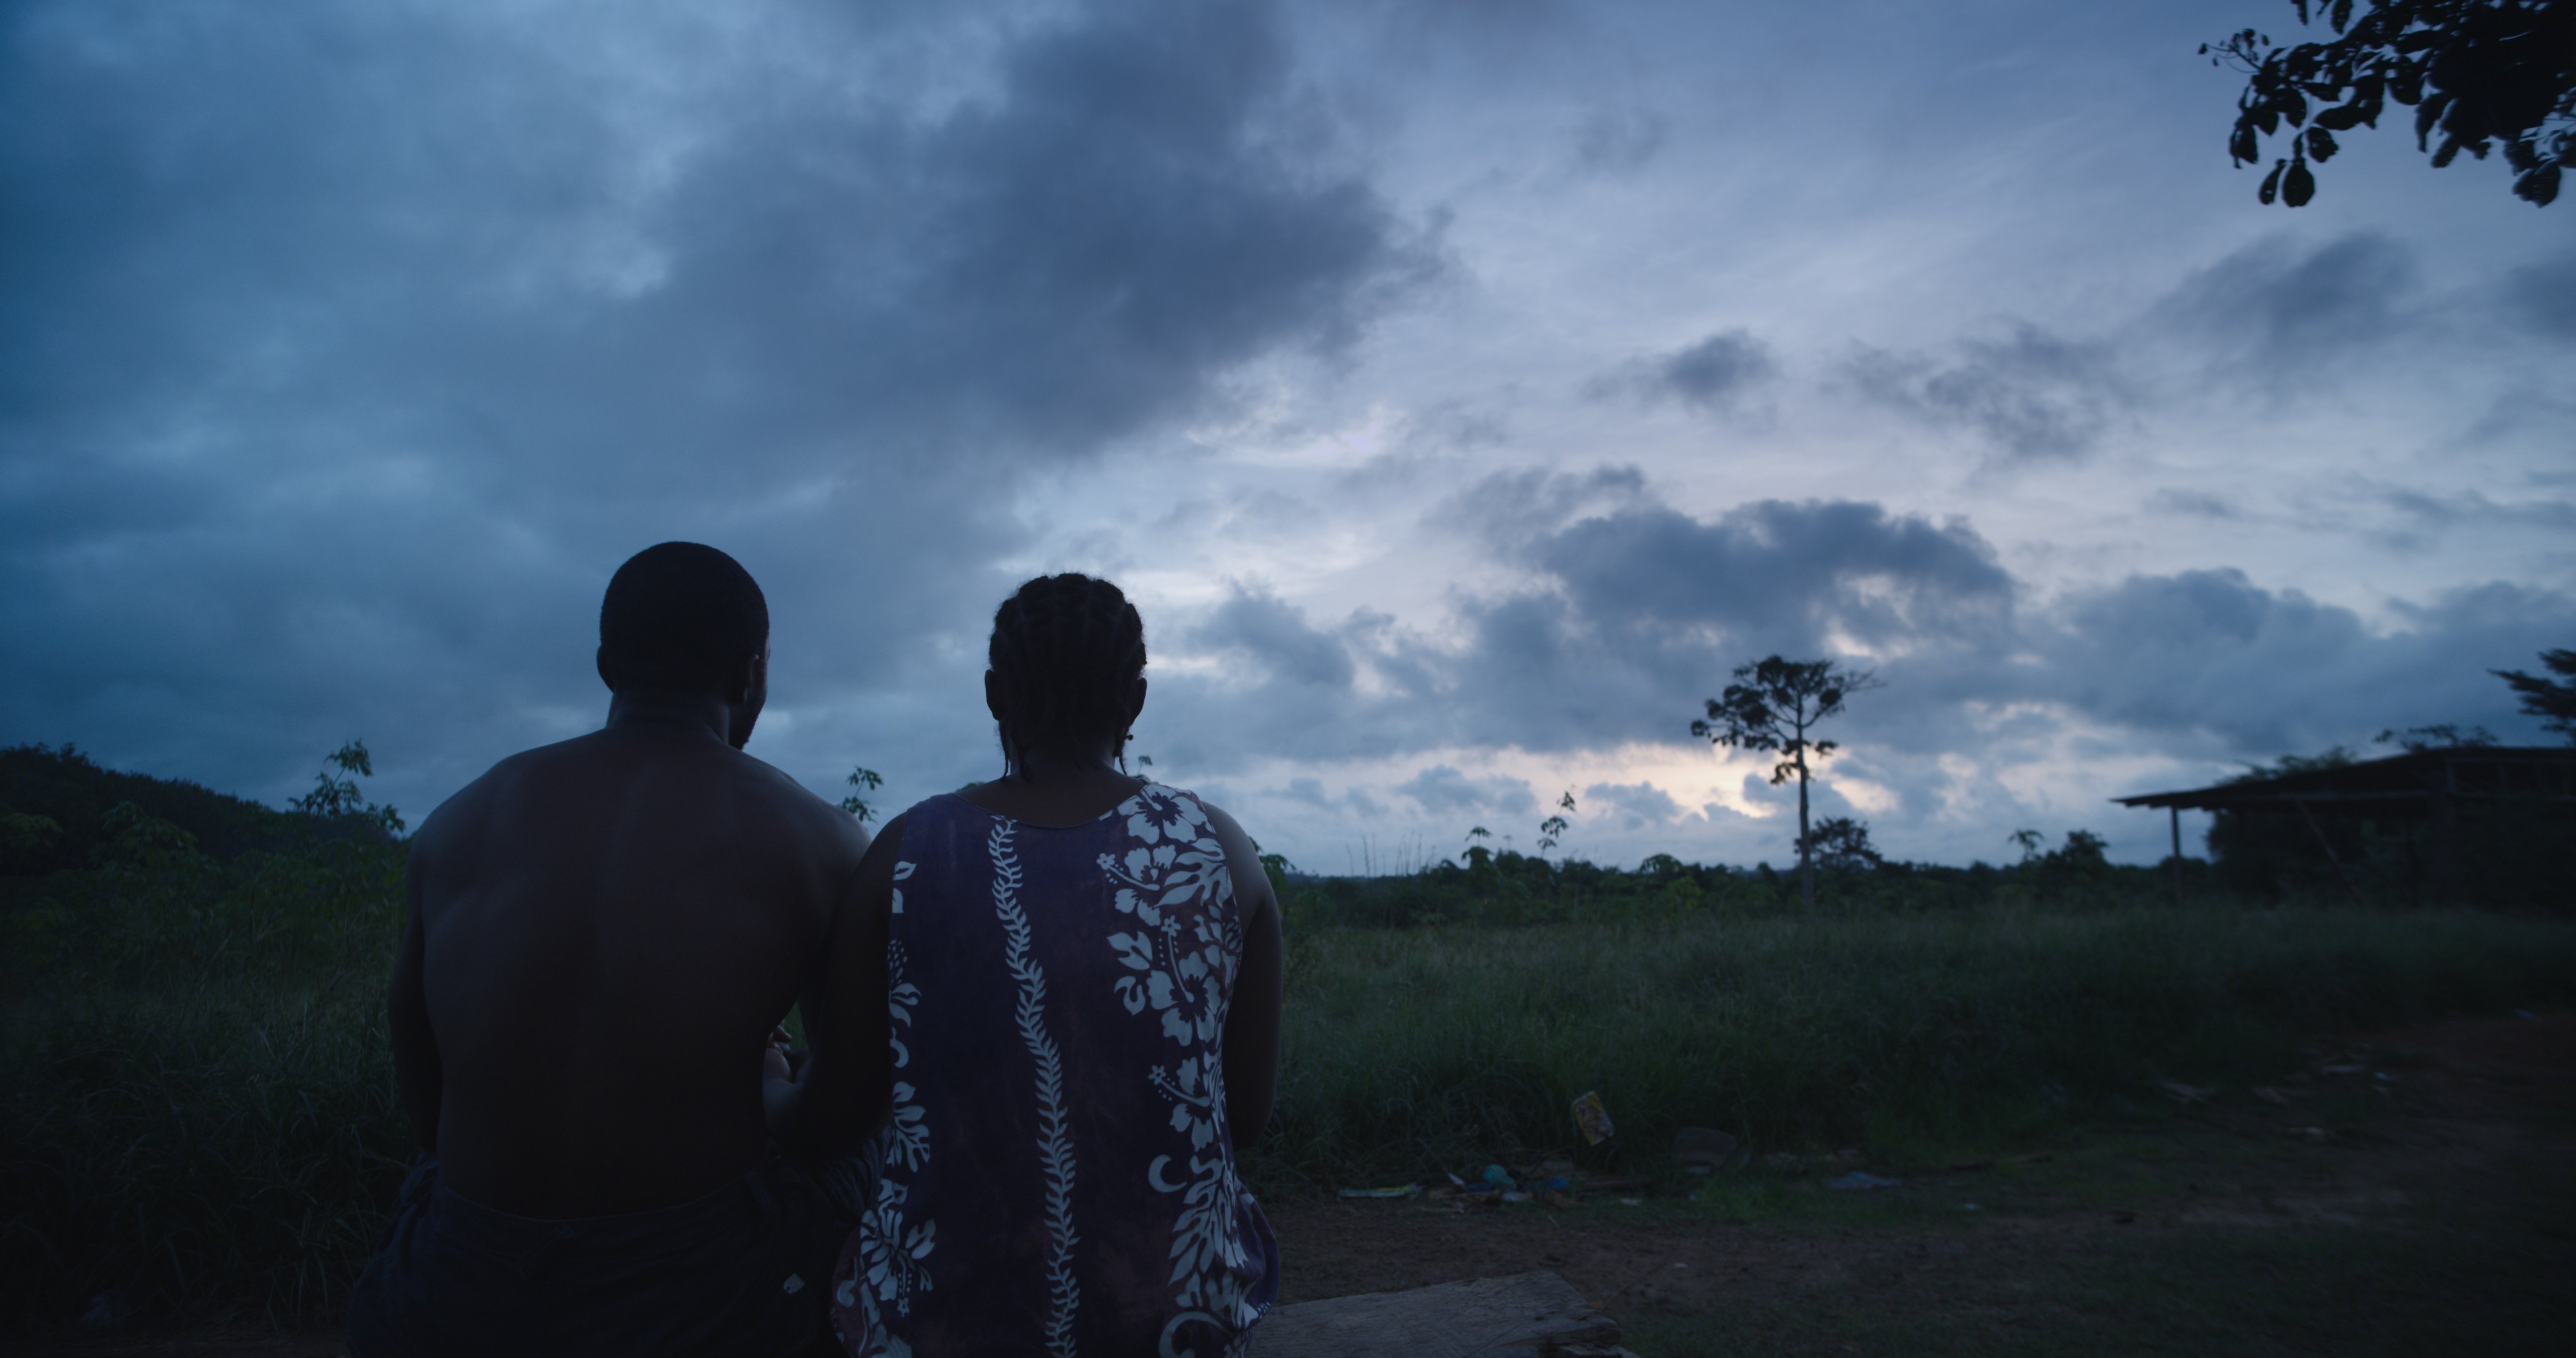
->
1248 1269 1630 1358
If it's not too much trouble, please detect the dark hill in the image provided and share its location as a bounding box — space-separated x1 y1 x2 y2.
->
0 744 375 875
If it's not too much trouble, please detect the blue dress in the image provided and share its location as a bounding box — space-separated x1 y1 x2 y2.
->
830 784 1278 1357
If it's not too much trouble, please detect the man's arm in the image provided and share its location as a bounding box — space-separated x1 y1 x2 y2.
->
389 850 443 1155
1203 803 1282 1149
765 816 896 1159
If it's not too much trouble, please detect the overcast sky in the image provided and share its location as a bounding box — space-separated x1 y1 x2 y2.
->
6 0 2571 871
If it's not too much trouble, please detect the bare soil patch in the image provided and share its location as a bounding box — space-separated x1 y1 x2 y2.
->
1262 1010 2576 1355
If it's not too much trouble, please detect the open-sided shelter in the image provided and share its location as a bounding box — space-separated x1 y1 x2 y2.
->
2115 746 2576 906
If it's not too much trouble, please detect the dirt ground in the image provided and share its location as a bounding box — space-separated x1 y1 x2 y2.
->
21 1012 2574 1357
1268 1009 2576 1355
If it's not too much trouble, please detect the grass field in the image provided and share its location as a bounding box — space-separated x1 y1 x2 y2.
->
1257 904 2576 1190
6 806 2575 1334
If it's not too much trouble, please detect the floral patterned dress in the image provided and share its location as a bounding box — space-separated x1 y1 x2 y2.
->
829 784 1277 1358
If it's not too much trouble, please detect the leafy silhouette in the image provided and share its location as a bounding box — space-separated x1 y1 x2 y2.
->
1536 790 1577 856
840 765 886 823
1692 655 1882 910
1799 816 1882 873
2492 647 2576 740
2205 1 2574 206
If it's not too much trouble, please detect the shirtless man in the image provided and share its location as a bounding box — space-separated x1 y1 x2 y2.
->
347 543 888 1358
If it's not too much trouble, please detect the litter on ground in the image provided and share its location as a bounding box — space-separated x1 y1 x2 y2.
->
1571 1090 1616 1146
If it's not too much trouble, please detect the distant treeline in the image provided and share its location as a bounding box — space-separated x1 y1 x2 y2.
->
1274 831 2207 931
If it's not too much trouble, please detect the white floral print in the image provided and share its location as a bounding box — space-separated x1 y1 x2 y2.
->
836 786 1271 1357
1099 787 1263 1346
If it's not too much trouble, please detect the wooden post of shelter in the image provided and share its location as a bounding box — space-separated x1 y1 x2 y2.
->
2293 798 2365 907
2429 754 2460 908
2169 805 2183 908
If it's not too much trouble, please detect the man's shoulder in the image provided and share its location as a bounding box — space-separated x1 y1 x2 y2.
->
722 749 870 859
722 747 841 815
414 740 564 832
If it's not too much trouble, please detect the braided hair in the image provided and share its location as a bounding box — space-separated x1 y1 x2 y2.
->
988 573 1147 777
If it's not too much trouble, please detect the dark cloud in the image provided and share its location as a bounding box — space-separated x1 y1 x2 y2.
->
1437 465 1652 545
2147 488 2241 519
1394 765 1535 815
1521 497 2016 652
0 0 1424 809
1566 106 1670 177
1594 329 1776 412
2035 570 2576 755
2366 485 2576 538
1845 322 2124 462
2147 232 2417 385
1157 478 2572 785
1153 488 2020 768
1582 780 1685 828
1189 589 1357 688
2505 252 2576 342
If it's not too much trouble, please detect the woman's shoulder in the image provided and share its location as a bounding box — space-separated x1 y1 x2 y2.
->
1127 783 1259 854
880 791 979 844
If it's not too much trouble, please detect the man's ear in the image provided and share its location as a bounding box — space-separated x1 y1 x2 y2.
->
725 650 765 707
1124 675 1148 728
984 670 1007 723
596 646 618 693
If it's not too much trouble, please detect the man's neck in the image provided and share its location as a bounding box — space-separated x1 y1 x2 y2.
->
605 692 733 745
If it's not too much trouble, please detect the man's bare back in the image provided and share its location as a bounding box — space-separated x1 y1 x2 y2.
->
392 702 868 1217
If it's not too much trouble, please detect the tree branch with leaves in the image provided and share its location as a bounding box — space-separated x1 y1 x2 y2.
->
2493 647 2576 741
2205 0 2574 207
1537 790 1577 856
839 766 885 824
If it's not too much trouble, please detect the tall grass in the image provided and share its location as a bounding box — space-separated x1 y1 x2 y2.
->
1252 907 2576 1188
1 813 411 1329
7 810 2575 1329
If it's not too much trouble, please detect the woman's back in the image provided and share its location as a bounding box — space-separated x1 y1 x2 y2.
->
830 782 1277 1357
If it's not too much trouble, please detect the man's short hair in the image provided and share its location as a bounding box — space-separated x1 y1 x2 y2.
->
598 543 770 694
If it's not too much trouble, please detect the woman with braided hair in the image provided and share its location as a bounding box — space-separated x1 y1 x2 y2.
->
826 573 1283 1357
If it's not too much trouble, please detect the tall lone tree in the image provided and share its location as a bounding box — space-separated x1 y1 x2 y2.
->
2493 647 2576 741
1693 655 1882 910
2205 1 2575 207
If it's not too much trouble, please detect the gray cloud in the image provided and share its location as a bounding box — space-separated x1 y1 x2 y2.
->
1156 477 2573 786
1153 488 2021 769
2506 252 2576 342
2147 489 2241 519
2034 570 2576 755
2146 232 2417 386
1520 497 2017 651
1846 323 2125 463
1394 765 1535 815
1566 106 1671 177
0 0 1426 808
1189 589 1357 688
1594 329 1776 412
2364 484 2576 544
1582 780 1684 828
1437 465 1653 545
